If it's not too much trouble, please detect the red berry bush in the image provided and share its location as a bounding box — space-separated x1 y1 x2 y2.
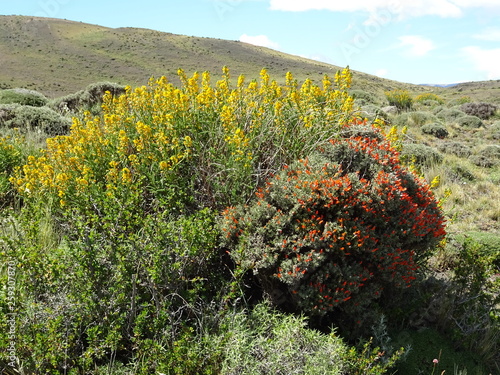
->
221 126 446 316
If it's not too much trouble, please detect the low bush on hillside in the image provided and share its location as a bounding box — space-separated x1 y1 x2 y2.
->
421 122 448 138
50 81 126 114
456 114 483 128
461 102 498 120
436 108 465 122
414 93 445 106
394 111 438 127
470 145 500 168
437 141 472 158
401 143 443 167
0 88 48 107
350 89 378 105
0 103 71 134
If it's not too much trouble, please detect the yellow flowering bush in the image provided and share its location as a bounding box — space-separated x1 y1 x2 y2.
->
12 67 356 223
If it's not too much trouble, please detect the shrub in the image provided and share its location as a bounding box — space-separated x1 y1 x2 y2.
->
221 127 446 320
460 102 498 120
0 104 71 135
447 96 471 107
421 123 448 138
50 81 126 114
394 111 438 127
401 143 443 167
415 93 445 105
350 89 378 105
12 67 357 221
470 145 500 168
360 105 389 123
385 90 413 112
0 88 48 107
437 141 472 158
456 115 483 128
436 108 465 122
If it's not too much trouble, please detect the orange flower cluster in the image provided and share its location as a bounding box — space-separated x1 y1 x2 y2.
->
222 124 446 315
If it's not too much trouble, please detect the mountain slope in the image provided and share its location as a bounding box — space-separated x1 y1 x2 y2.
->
0 15 426 97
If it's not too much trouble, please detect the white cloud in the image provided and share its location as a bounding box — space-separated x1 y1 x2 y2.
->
268 0 500 18
462 46 500 80
474 27 500 42
397 35 436 56
239 34 279 49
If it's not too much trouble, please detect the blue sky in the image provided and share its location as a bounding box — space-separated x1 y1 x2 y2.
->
2 0 500 84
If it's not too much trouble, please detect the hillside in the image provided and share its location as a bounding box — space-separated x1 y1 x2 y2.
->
0 15 432 98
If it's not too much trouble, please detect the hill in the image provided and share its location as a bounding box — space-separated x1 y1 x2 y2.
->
0 15 430 98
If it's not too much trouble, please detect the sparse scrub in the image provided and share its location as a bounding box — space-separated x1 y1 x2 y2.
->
394 111 439 127
460 102 498 120
421 122 449 138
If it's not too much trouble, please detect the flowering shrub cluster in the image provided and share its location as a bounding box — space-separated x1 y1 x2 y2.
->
11 67 356 224
385 90 413 112
221 125 446 316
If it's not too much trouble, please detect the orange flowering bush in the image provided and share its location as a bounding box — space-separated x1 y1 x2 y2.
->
221 124 446 316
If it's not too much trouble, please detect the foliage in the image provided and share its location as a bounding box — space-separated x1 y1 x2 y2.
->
350 89 379 105
50 81 126 115
469 144 500 168
415 93 445 105
436 108 465 122
437 141 472 158
460 102 498 120
0 103 71 135
456 114 484 128
11 67 356 224
221 127 446 319
220 302 349 375
0 88 48 107
421 122 449 138
385 89 413 112
394 111 438 127
401 143 443 167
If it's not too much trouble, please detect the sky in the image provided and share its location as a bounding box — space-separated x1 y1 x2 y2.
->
2 0 500 84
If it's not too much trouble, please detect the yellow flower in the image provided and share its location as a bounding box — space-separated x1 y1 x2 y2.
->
159 161 169 170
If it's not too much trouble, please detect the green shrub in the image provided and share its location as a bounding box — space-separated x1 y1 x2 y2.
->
350 89 379 105
50 81 126 114
447 96 471 107
401 143 443 166
0 88 48 107
470 145 500 167
394 111 438 127
222 127 446 321
360 105 389 123
385 90 413 112
456 115 484 128
0 104 71 135
437 141 472 158
421 123 448 138
460 102 498 120
436 108 465 122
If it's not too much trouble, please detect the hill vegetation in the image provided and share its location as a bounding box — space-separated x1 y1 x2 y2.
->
0 15 499 375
